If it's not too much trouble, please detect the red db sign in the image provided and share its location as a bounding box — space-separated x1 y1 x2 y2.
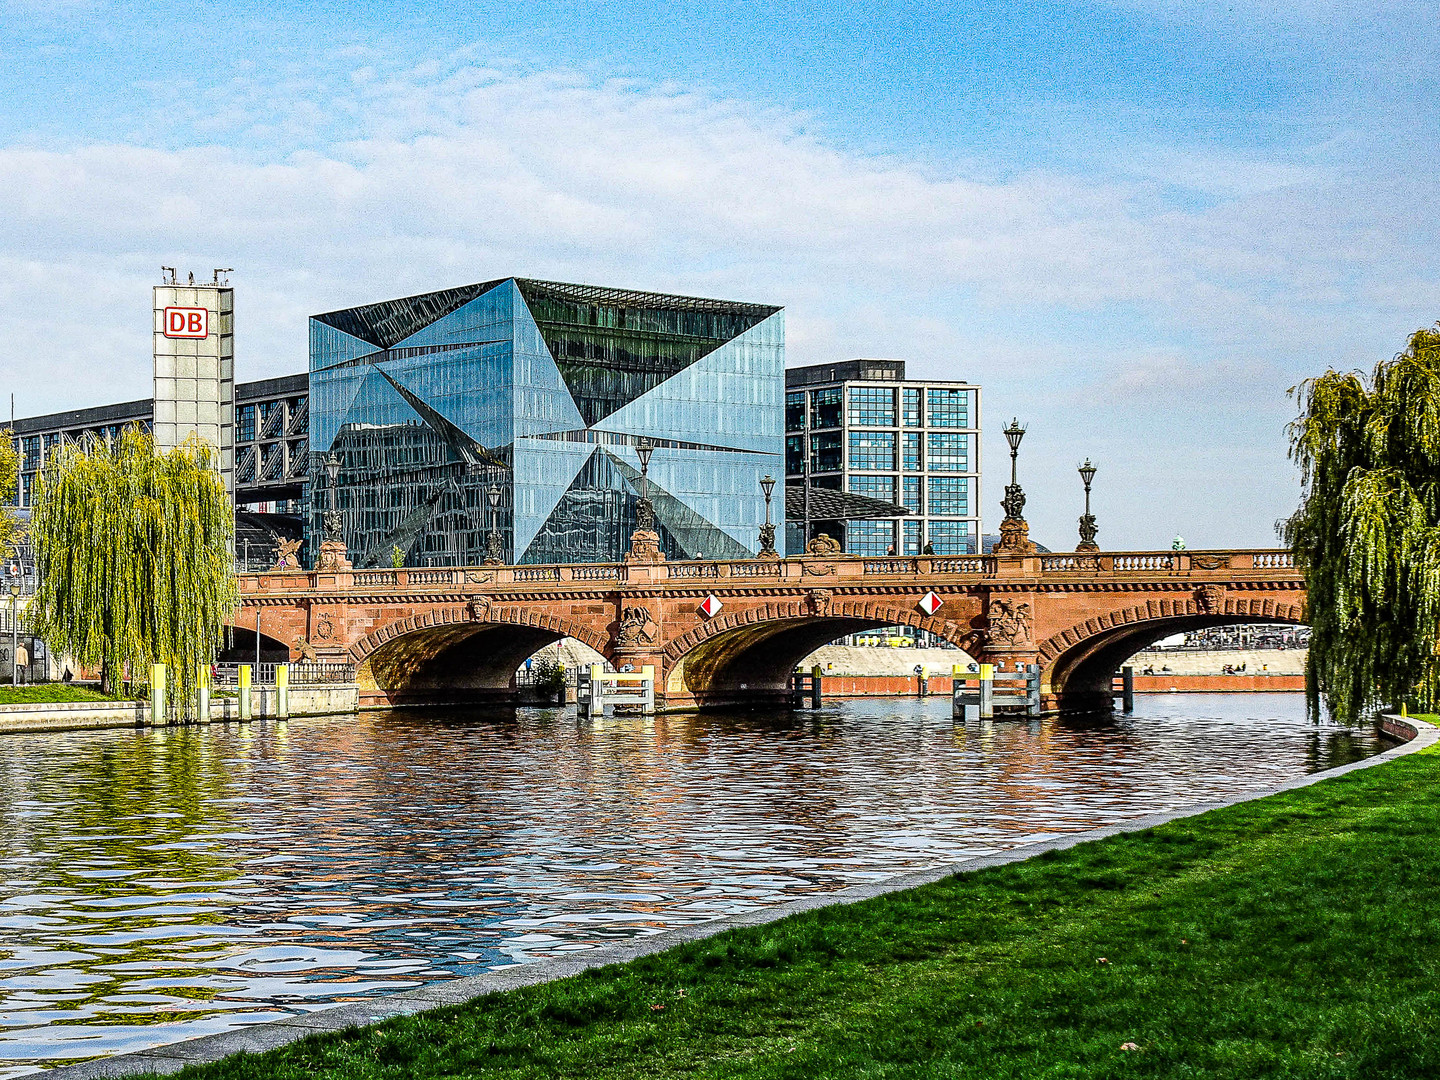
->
163 307 209 339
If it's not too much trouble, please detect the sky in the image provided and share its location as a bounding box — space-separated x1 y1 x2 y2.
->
1 0 1437 550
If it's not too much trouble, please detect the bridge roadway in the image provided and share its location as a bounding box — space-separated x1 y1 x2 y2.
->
233 548 1304 714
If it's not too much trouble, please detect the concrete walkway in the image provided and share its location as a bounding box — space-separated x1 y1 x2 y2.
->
42 714 1434 1078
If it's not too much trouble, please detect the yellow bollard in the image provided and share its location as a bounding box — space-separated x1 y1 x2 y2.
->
275 663 290 720
196 663 210 724
150 663 166 726
238 664 252 721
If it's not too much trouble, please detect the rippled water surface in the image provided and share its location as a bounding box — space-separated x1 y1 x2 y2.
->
0 693 1382 1073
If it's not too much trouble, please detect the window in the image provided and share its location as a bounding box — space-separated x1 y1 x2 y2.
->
902 476 922 514
927 432 969 472
902 432 923 471
848 474 896 503
811 387 842 429
849 431 895 471
902 387 922 427
927 477 970 515
928 519 975 555
926 388 970 428
237 403 256 443
847 519 895 556
22 437 39 472
811 430 842 472
785 391 807 432
786 434 806 475
902 519 922 555
847 386 895 427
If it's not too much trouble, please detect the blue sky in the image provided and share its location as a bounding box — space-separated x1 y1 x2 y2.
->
2 0 1437 548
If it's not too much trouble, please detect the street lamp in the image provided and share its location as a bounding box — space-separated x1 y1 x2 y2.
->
758 474 777 557
485 482 503 564
323 453 342 541
1076 458 1099 552
995 418 1034 554
635 439 655 532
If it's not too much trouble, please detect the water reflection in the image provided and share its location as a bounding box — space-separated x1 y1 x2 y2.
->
0 693 1379 1074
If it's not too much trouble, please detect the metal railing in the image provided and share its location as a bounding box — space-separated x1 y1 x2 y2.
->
214 661 356 686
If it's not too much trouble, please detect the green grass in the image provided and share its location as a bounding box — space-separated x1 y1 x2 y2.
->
0 683 121 704
176 731 1440 1079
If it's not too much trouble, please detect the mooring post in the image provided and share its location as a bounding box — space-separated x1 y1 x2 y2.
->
586 663 604 718
150 663 166 727
196 663 210 724
641 665 655 716
978 663 994 719
275 663 290 719
811 664 823 709
238 664 252 721
1122 665 1135 713
1025 663 1040 716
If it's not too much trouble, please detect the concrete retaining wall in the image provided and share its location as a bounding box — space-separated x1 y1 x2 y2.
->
0 684 360 735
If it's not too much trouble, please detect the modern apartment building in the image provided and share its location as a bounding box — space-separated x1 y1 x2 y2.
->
784 360 981 555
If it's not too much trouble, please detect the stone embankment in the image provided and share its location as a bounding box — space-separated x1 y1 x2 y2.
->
0 685 360 735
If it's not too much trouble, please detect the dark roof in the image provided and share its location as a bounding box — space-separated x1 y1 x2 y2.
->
11 398 151 435
237 373 308 401
785 483 909 520
786 359 907 387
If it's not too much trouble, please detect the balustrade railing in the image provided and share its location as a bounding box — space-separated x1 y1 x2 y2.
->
1252 552 1295 569
571 564 623 580
932 557 994 574
353 571 397 587
1111 554 1175 571
729 560 781 576
669 562 719 578
513 566 561 582
214 661 356 686
406 569 454 585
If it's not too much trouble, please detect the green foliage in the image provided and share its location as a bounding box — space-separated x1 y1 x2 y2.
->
1284 325 1440 722
531 656 566 692
0 429 23 558
28 426 236 701
166 743 1440 1079
391 544 405 568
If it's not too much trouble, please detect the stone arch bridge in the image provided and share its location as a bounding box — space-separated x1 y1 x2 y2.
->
234 547 1303 714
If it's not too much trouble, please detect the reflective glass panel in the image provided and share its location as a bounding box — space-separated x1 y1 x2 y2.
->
902 475 922 513
927 432 969 472
928 519 975 555
926 388 971 428
927 477 970 515
902 387 922 427
847 519 895 555
848 474 896 502
902 518 922 554
847 386 895 427
810 387 842 429
786 391 806 432
849 431 895 471
811 431 842 473
786 434 805 475
902 432 922 471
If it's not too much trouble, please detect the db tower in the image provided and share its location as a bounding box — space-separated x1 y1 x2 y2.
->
152 269 235 499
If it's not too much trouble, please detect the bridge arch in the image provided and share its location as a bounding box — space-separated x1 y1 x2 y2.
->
351 604 609 708
1039 593 1306 711
662 597 984 709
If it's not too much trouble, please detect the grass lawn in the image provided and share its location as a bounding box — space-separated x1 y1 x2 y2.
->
0 683 121 704
175 729 1440 1080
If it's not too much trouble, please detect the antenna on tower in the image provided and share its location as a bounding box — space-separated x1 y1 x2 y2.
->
212 268 234 285
161 266 176 284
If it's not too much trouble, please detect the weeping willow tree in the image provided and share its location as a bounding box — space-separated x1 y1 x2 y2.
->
0 431 21 559
29 426 236 700
1283 325 1440 723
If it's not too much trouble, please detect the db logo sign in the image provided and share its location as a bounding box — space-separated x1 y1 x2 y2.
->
162 307 209 339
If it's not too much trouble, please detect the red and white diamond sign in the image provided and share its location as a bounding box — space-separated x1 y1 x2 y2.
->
918 591 943 616
699 594 724 618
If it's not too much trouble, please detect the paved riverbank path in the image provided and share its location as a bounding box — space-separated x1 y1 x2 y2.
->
234 546 1303 712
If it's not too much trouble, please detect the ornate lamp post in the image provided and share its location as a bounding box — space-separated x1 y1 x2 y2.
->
758 474 778 557
8 578 18 687
626 438 665 564
1076 458 1099 552
315 452 352 571
995 418 1035 554
485 482 504 564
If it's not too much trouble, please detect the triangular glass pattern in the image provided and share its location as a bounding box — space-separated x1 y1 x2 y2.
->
514 279 779 427
511 436 597 561
605 451 752 560
313 279 509 349
592 310 785 455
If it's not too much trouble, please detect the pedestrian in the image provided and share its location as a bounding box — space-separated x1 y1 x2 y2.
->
923 542 935 555
886 545 896 556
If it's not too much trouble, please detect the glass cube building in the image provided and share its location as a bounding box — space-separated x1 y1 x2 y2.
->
309 278 785 566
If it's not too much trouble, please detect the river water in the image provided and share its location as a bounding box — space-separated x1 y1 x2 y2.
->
0 693 1381 1074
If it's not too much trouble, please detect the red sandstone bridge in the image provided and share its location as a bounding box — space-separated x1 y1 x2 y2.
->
233 544 1304 714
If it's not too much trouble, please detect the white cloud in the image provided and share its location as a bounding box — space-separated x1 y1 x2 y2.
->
0 61 1435 547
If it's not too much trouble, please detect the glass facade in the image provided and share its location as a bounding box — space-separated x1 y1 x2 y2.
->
785 361 980 556
311 278 784 565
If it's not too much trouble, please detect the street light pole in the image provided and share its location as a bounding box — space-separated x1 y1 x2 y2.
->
485 482 503 564
635 439 655 532
758 474 777 557
994 417 1035 554
1077 458 1099 552
9 581 18 687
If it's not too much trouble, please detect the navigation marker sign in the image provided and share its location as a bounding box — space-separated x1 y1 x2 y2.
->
918 591 943 616
699 594 723 618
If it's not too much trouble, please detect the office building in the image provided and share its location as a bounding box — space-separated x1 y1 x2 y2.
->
310 278 785 566
785 360 981 555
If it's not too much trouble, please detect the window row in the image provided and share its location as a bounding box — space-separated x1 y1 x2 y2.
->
784 386 975 432
843 518 977 556
847 475 970 515
785 431 972 474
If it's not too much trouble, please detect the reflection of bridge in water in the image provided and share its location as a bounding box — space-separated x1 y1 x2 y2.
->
232 548 1303 714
